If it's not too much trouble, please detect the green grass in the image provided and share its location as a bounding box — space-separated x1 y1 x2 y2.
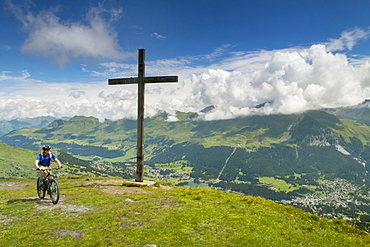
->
1 177 369 246
154 161 192 173
258 177 301 192
332 118 370 145
0 142 38 178
9 112 370 163
1 114 294 161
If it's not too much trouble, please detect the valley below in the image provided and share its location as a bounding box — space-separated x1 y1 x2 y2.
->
2 108 370 231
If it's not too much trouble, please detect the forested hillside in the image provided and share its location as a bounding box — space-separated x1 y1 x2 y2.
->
0 142 133 179
2 110 369 187
2 109 370 229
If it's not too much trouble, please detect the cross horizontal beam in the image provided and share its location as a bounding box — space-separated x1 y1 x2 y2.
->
108 76 178 85
107 49 178 182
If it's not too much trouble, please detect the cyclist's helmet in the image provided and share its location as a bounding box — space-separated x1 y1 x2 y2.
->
42 145 51 150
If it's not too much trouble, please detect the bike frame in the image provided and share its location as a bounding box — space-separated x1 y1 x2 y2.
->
37 167 61 204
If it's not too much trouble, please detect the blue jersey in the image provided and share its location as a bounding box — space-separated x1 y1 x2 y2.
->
36 152 57 167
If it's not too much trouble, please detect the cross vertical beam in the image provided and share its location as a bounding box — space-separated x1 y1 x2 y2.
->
108 49 178 182
136 49 145 182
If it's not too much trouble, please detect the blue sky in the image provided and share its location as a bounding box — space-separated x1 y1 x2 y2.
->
2 0 370 121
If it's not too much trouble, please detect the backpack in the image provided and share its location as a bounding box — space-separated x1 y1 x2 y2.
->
39 152 53 162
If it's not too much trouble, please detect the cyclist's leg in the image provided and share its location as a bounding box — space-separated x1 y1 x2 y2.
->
38 166 49 180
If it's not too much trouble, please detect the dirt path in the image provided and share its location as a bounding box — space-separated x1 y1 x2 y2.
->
1 178 173 241
0 178 170 210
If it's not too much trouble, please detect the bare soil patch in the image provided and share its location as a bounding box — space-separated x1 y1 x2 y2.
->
34 197 92 213
1 178 172 207
57 229 84 240
99 185 154 195
0 180 33 190
84 178 167 195
0 213 20 224
84 179 126 186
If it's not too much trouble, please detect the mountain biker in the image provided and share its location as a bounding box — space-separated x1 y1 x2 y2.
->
34 145 62 180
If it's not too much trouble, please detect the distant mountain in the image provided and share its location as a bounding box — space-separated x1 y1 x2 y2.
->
1 110 370 187
0 116 70 137
0 141 134 179
326 99 370 121
2 110 370 226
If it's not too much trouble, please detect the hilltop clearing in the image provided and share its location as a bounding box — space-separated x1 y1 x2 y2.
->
0 177 369 246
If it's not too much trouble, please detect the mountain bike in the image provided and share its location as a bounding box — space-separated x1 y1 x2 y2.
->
36 167 62 204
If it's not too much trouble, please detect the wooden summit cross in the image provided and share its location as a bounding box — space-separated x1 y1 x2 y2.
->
108 49 178 182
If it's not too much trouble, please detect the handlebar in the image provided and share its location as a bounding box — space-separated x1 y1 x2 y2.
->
36 166 62 171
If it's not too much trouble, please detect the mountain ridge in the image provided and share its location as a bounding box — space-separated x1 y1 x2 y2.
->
2 108 370 228
0 142 134 179
1 110 370 181
0 116 70 137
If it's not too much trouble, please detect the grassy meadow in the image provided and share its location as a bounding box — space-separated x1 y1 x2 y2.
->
1 176 369 246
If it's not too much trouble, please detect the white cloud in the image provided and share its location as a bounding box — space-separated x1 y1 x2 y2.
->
1 45 12 51
7 1 134 67
2 28 370 121
185 44 370 120
129 25 143 30
326 27 370 52
203 44 231 61
0 70 43 95
90 45 235 79
0 70 38 81
69 90 86 99
151 32 166 40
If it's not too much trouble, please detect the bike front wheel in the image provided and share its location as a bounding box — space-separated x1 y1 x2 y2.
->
37 177 46 199
49 179 60 204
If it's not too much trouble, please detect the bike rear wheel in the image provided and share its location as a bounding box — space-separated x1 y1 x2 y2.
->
49 179 60 204
37 177 46 199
